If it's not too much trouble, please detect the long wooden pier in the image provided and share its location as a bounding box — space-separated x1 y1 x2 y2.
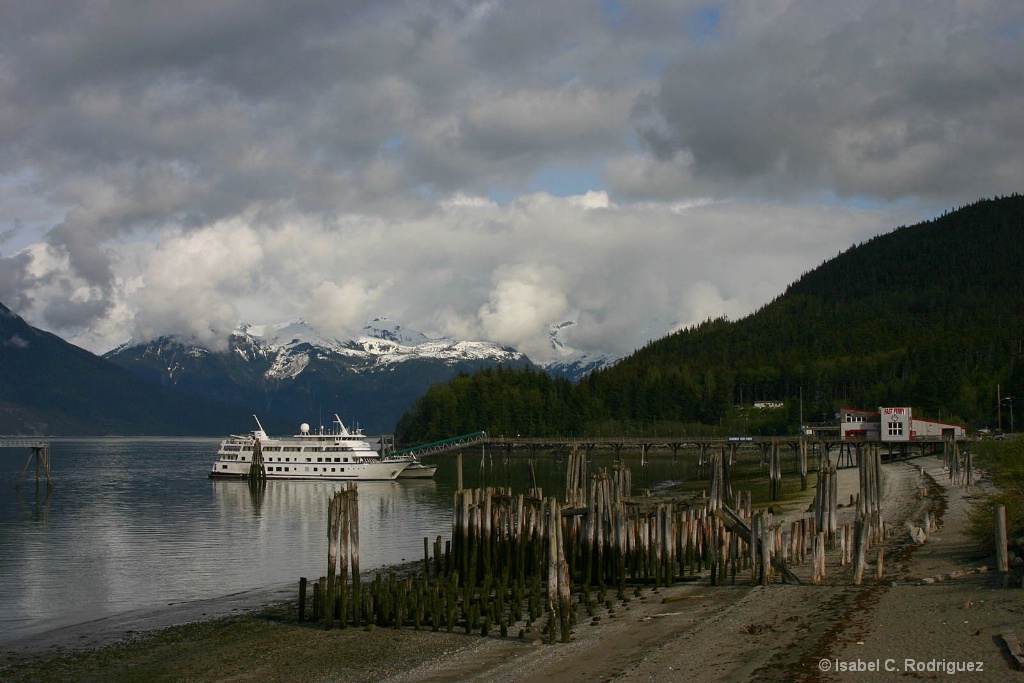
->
427 434 962 466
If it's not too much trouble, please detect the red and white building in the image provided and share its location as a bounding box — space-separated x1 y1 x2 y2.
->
840 407 966 442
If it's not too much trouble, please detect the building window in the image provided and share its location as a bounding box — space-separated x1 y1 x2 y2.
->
887 421 903 437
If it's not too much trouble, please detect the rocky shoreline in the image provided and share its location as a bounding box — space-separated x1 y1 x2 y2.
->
3 455 1017 682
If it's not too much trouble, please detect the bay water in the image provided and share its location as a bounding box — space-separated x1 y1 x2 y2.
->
0 438 689 646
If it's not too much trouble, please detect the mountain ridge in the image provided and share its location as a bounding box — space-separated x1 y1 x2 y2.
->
102 317 540 434
0 302 258 435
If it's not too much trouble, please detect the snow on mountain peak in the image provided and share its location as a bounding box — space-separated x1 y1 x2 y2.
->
228 317 526 381
240 319 334 348
540 319 622 379
362 317 430 345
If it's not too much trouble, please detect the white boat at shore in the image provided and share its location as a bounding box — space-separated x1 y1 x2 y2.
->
209 416 409 481
388 456 437 479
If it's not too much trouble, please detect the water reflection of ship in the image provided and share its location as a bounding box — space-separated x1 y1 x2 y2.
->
212 478 448 570
212 478 440 522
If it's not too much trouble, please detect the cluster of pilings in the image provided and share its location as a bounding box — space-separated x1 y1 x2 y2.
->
851 444 887 585
300 440 908 639
944 438 973 488
302 483 578 642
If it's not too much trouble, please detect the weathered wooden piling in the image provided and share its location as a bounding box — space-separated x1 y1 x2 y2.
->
319 484 362 629
814 456 838 547
852 519 866 585
813 531 826 584
247 438 266 487
799 439 808 491
326 492 341 629
759 512 771 586
768 443 782 501
349 485 361 625
995 504 1009 588
339 485 351 627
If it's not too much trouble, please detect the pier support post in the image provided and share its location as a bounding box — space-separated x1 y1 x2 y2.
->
995 505 1009 588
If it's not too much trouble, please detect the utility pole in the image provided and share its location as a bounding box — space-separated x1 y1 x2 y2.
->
799 385 804 434
998 384 1002 432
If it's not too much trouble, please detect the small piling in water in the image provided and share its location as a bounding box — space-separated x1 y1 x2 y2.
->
247 438 267 489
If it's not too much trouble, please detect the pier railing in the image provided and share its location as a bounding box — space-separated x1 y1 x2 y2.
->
0 439 50 448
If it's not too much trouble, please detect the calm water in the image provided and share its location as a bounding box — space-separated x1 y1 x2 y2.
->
0 438 689 644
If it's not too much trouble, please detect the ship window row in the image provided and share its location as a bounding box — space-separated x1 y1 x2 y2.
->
260 466 349 473
242 455 354 463
239 445 355 453
215 462 352 473
245 456 355 463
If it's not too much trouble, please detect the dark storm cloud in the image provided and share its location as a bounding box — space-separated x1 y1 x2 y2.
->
0 253 34 312
641 0 1024 200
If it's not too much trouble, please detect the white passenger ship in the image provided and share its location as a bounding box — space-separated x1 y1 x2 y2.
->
209 416 410 481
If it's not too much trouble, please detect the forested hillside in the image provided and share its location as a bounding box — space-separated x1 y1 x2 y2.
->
396 195 1024 443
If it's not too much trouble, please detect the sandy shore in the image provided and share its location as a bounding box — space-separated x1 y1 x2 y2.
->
3 454 1018 682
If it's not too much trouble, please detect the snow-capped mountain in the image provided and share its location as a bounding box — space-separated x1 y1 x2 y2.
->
104 318 532 433
537 320 622 380
232 318 524 379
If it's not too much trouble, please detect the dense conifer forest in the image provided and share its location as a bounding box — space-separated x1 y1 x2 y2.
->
396 196 1024 443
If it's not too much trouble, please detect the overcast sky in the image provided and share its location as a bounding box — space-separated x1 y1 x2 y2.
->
1 1 1021 362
